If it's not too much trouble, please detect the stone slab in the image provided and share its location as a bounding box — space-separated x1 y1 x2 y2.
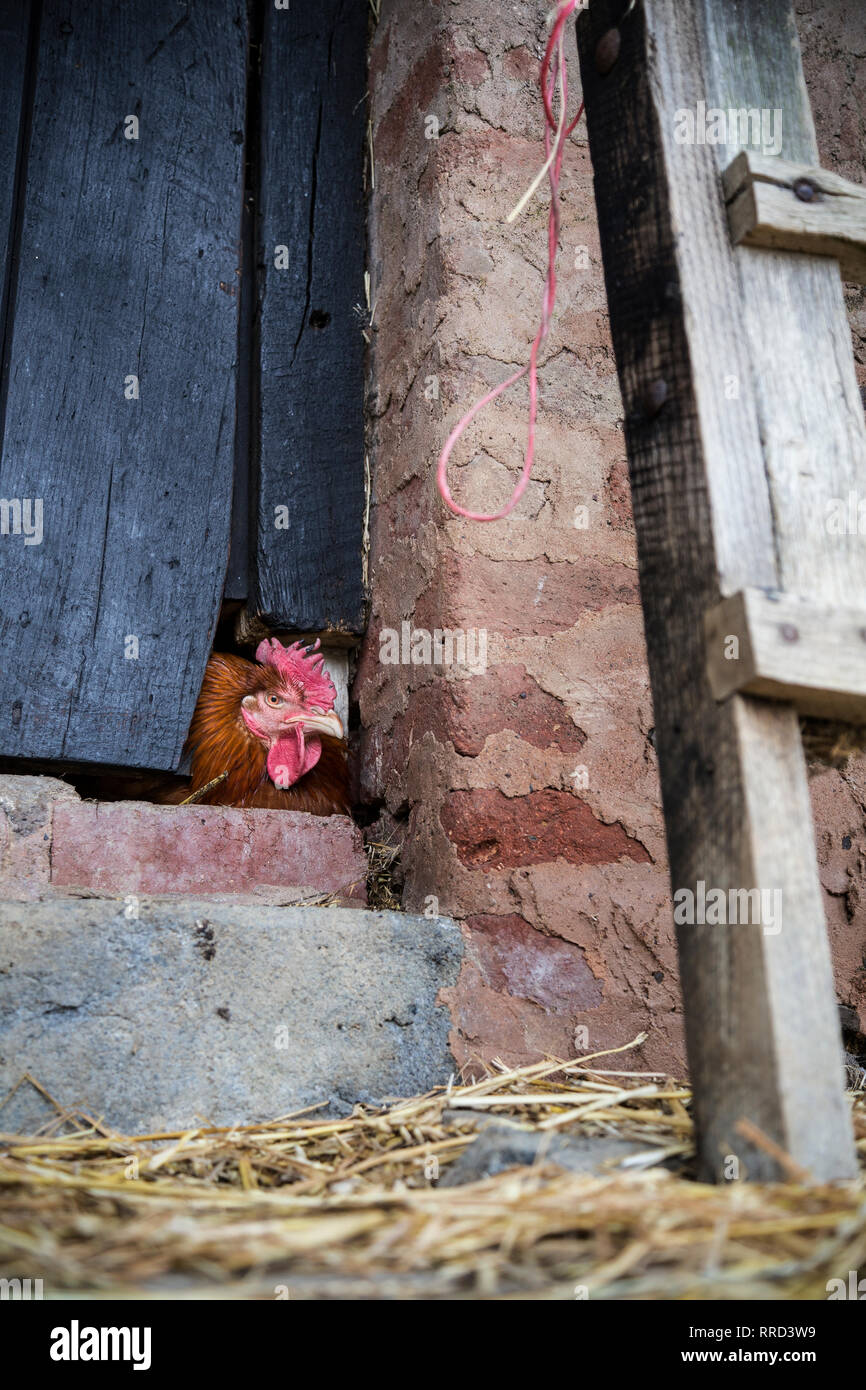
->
0 899 462 1132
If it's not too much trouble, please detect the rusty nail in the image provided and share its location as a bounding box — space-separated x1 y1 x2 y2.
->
594 27 621 74
793 178 816 202
641 378 668 417
779 623 799 642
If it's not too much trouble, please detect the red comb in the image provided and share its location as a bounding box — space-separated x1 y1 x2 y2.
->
254 637 337 709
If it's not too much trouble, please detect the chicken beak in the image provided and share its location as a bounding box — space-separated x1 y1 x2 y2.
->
299 710 343 740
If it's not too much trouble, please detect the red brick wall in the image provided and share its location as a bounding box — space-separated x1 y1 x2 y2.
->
358 0 866 1075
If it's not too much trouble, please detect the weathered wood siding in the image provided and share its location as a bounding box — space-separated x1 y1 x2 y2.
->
0 1 246 769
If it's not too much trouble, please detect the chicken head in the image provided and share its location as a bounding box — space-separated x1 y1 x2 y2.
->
240 638 343 790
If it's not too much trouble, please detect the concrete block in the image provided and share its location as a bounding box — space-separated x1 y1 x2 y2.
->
0 899 462 1132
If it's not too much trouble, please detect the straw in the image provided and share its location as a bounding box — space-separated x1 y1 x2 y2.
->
1 1042 863 1299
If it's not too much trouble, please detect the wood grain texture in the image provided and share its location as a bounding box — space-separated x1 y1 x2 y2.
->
724 150 866 284
706 588 866 717
252 0 367 636
0 0 246 770
578 0 856 1180
698 0 866 607
0 1 34 394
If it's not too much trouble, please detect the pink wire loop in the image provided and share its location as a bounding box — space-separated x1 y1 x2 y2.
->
436 1 584 523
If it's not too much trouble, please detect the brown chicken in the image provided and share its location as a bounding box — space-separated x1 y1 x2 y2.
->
159 637 350 815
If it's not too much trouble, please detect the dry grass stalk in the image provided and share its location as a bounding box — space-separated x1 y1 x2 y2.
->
177 771 228 805
365 835 401 910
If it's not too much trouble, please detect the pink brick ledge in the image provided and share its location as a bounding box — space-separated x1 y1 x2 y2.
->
50 801 367 901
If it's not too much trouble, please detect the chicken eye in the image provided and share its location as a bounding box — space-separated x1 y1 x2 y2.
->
266 693 282 707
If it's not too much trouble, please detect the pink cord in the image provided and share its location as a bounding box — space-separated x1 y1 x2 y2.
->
436 1 584 522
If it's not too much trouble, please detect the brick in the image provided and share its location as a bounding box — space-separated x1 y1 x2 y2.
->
51 801 367 901
0 775 79 900
440 789 651 869
502 45 538 84
413 665 586 758
374 45 443 165
414 552 639 639
450 47 490 89
358 663 586 798
465 913 602 1013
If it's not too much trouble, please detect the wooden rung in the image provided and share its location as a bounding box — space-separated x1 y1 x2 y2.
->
705 588 866 719
723 150 866 283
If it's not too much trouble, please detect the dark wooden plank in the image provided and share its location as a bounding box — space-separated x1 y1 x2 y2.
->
253 0 367 635
225 175 254 603
576 0 856 1180
0 1 34 369
224 12 261 605
0 0 246 770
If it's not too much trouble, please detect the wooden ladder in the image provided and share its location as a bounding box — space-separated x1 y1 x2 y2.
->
576 0 864 1180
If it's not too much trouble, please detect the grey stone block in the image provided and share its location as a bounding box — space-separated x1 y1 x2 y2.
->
438 1119 659 1185
0 899 462 1133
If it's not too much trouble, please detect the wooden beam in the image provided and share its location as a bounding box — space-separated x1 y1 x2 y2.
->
723 150 866 284
252 0 367 637
577 0 857 1181
705 588 866 718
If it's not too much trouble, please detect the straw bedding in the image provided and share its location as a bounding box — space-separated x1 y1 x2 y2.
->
1 1041 864 1300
